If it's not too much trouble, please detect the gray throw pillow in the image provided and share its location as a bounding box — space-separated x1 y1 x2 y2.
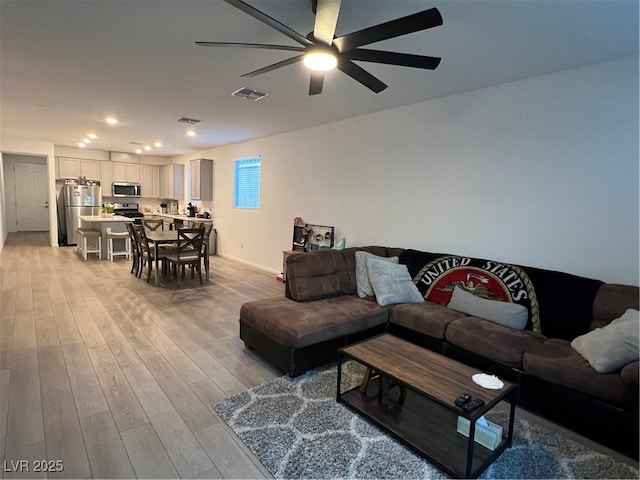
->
366 258 424 306
447 286 528 330
570 308 639 373
355 251 398 298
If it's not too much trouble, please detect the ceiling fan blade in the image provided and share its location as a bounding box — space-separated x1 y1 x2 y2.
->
222 0 313 47
346 49 441 70
338 60 387 93
313 0 341 45
309 72 325 95
196 41 305 53
241 55 304 78
333 8 442 52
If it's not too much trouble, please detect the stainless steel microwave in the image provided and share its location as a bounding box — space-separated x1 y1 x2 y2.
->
112 182 141 197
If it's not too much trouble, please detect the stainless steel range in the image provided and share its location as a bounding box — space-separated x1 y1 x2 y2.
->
113 203 144 224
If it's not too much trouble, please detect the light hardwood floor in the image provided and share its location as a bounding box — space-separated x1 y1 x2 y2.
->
1 232 636 479
1 232 282 479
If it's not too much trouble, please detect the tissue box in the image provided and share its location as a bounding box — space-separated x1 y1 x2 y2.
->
456 416 503 451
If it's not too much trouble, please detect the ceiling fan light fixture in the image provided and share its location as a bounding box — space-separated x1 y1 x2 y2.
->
303 50 337 72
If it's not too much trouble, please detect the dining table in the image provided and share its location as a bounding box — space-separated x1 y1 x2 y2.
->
144 230 179 286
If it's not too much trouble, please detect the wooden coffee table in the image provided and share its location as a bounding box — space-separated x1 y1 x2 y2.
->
337 334 518 479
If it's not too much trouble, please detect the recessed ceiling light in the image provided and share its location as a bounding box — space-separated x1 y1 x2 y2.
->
87 133 97 139
135 148 143 154
143 145 152 151
105 116 118 125
82 138 91 144
78 142 86 148
186 130 196 137
154 142 163 148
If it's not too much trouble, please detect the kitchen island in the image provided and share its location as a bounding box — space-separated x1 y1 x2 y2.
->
79 215 132 259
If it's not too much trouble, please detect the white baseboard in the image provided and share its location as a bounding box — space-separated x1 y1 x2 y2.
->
217 253 280 275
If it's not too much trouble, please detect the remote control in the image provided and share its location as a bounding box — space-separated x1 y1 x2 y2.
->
461 397 485 412
454 393 472 407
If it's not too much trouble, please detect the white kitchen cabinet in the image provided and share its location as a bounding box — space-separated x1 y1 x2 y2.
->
101 162 112 192
161 164 184 200
80 159 100 181
126 163 141 183
112 162 141 183
56 157 79 179
112 162 126 182
163 218 174 231
190 159 213 201
141 165 161 198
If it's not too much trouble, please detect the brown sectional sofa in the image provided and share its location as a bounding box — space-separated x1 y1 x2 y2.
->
239 246 639 459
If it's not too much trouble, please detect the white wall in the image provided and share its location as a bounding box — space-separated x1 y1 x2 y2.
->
203 56 639 285
54 145 110 161
0 138 57 250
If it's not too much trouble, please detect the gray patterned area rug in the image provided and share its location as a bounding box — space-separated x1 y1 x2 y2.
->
214 363 638 479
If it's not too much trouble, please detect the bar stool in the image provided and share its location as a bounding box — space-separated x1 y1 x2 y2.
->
106 227 131 261
77 228 102 260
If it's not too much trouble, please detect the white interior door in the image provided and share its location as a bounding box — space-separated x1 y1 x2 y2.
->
15 162 49 231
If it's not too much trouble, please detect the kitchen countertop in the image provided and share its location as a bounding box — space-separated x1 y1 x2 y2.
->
79 215 132 222
143 212 213 223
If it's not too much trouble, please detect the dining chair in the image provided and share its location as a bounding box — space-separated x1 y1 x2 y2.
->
200 223 214 280
163 227 205 283
162 220 201 253
125 222 142 276
143 218 163 231
135 224 167 283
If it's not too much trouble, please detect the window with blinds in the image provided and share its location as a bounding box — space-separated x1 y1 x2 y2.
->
233 157 261 209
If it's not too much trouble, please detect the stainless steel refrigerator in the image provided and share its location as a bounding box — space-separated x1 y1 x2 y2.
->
62 184 102 245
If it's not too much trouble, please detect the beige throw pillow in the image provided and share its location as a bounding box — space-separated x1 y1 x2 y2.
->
366 258 424 306
570 308 639 373
355 251 398 298
447 286 528 330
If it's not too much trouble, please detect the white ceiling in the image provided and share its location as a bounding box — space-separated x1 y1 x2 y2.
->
1 0 638 157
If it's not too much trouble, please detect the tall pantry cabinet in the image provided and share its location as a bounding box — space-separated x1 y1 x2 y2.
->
161 164 184 200
190 159 213 201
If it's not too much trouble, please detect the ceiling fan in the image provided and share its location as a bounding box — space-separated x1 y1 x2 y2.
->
196 0 443 95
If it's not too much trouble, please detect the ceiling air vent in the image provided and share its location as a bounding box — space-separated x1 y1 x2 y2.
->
231 87 268 101
176 116 202 125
